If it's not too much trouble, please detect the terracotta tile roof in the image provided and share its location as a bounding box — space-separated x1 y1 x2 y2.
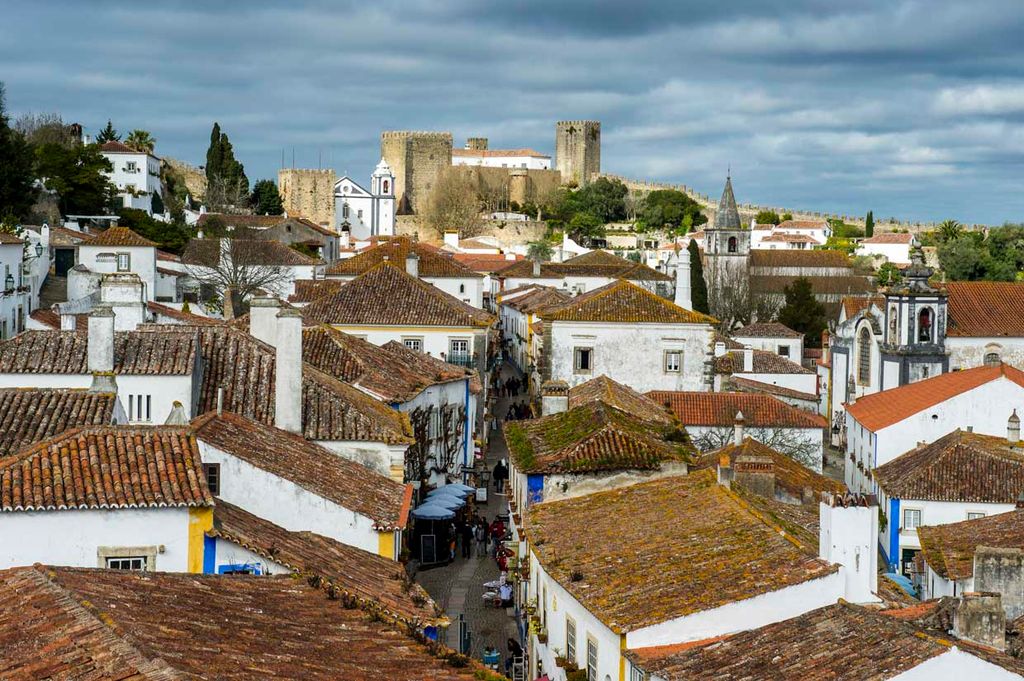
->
713 331 744 350
288 278 345 303
146 301 221 325
452 252 523 273
28 309 60 329
917 509 1024 580
0 231 24 245
947 281 1024 337
695 438 843 499
452 147 549 158
841 294 885 320
326 236 481 278
760 233 820 243
82 226 157 247
182 237 320 267
178 325 412 444
749 274 874 295
156 249 180 262
776 219 829 230
569 375 673 424
728 375 820 402
98 140 141 154
209 499 439 624
847 363 1024 431
196 212 283 228
862 232 915 244
873 429 1024 503
0 426 212 512
524 470 835 632
749 249 853 268
541 279 717 324
558 249 673 281
625 601 1024 680
0 565 483 680
155 265 182 276
49 225 91 246
648 390 826 428
303 262 494 328
0 329 197 375
714 348 812 375
193 411 410 529
494 259 563 278
302 324 475 403
502 285 572 314
734 321 802 338
504 401 692 475
0 388 117 455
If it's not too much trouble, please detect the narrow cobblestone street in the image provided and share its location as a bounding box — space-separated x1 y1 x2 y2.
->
414 362 524 664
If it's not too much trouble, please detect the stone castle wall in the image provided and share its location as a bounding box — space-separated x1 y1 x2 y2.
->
395 214 547 248
462 166 562 207
162 157 208 202
381 131 453 215
556 120 601 186
278 168 336 227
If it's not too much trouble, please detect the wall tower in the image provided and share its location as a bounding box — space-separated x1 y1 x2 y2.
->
380 131 453 214
278 169 336 227
555 120 601 186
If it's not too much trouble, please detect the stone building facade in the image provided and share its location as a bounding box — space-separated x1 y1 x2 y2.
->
555 120 601 186
278 169 336 228
380 131 454 215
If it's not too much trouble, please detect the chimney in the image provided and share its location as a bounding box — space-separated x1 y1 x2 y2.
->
249 296 280 346
847 375 857 405
674 247 692 310
443 231 459 250
87 305 115 374
339 230 350 249
717 452 734 487
274 308 303 434
733 410 745 446
714 341 727 358
953 592 1006 651
88 371 117 394
406 252 420 278
164 401 189 425
973 546 1024 622
532 259 541 277
821 330 830 364
222 286 235 320
819 492 879 604
217 387 224 416
504 252 516 261
734 455 775 499
742 346 754 373
1009 409 1020 444
540 380 569 416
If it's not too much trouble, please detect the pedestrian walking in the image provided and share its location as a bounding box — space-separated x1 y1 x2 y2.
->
493 459 508 493
460 520 474 558
475 519 488 557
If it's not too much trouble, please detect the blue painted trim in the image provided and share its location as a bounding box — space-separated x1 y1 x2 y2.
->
463 379 471 469
527 474 545 506
217 562 263 575
889 497 900 572
202 535 217 574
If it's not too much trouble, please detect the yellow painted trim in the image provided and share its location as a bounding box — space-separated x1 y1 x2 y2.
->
378 531 396 560
187 507 214 573
331 324 480 334
620 633 627 681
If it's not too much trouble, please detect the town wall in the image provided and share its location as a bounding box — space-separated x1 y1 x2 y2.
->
381 131 453 215
163 157 208 202
278 168 336 227
395 214 547 248
555 120 601 186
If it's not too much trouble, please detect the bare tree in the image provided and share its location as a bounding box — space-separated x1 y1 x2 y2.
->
205 174 251 214
405 406 433 494
15 112 79 148
438 403 467 476
707 264 753 332
691 426 821 469
422 167 485 237
184 238 291 305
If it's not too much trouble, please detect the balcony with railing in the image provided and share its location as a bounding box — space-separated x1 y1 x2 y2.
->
445 352 478 368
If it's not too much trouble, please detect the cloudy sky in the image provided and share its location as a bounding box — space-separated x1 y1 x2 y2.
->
3 0 1024 224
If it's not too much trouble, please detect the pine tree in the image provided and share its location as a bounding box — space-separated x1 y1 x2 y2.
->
687 239 709 314
865 210 874 238
95 119 120 143
251 179 283 215
778 277 827 348
0 83 37 220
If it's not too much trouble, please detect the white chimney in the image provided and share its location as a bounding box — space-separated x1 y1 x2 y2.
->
714 341 726 357
87 305 115 374
743 346 754 373
674 246 692 310
1010 409 1021 444
532 259 541 277
541 380 569 416
443 231 459 250
505 252 516 261
249 296 280 347
164 401 189 425
734 410 745 446
275 308 303 434
339 230 351 249
819 492 880 604
406 252 420 278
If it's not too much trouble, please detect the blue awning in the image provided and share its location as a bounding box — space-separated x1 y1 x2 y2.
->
411 503 456 520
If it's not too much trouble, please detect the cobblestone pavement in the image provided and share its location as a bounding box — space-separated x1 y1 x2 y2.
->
414 362 523 663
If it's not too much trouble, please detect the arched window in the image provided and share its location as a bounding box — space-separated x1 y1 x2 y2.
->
985 349 1002 366
889 306 898 343
383 180 389 193
727 236 738 253
918 307 933 343
342 203 350 219
858 327 872 385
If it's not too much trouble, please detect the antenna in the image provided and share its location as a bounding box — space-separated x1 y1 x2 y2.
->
291 147 295 169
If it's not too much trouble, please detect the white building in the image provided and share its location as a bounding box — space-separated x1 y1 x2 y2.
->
452 146 551 170
733 321 804 361
180 237 323 300
712 344 818 396
99 140 163 215
749 219 831 250
844 362 1024 493
540 279 716 393
334 159 395 240
856 232 917 264
0 232 34 340
873 427 1023 576
71 226 159 303
497 285 571 389
945 281 1024 371
498 249 674 299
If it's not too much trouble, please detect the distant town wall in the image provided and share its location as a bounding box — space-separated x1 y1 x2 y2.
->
395 214 547 248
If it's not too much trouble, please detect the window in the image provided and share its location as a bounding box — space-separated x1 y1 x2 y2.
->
917 307 933 343
574 347 593 374
128 394 152 422
459 283 466 294
566 616 577 662
342 203 350 218
985 351 1001 367
125 161 138 173
203 463 221 495
631 668 647 681
383 180 389 193
106 556 146 570
664 350 681 373
449 338 470 359
857 327 872 385
587 637 599 681
116 252 131 272
778 345 790 357
218 563 262 575
403 337 424 352
357 209 363 219
727 236 738 253
968 512 986 520
903 508 922 531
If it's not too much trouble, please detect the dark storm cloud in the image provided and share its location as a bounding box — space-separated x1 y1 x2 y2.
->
3 0 1024 222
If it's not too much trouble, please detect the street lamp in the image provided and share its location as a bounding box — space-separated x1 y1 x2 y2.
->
34 243 43 258
4 274 14 291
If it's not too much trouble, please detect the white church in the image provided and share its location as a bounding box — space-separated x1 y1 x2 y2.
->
333 159 396 240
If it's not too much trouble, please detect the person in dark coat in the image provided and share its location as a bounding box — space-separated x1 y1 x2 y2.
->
493 459 508 492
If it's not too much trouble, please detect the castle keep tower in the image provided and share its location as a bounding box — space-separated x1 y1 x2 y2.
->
380 131 453 214
278 168 336 227
555 120 601 186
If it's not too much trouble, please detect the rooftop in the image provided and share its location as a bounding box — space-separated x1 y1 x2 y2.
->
540 279 717 324
0 565 482 680
504 401 692 475
451 252 524 273
696 437 844 499
82 226 157 248
524 470 835 632
841 294 885 320
146 301 222 325
558 249 673 281
99 140 150 155
861 232 915 244
0 426 212 512
846 363 1024 431
648 390 826 429
714 348 813 375
326 236 481 278
733 321 802 339
303 262 494 328
452 147 550 158
192 411 410 530
760 233 820 243
501 285 572 315
918 509 1024 580
182 237 321 267
0 388 117 455
728 375 820 402
947 281 1024 337
569 375 673 424
749 249 854 269
288 278 345 304
0 329 197 376
873 429 1024 504
775 219 829 230
748 274 874 296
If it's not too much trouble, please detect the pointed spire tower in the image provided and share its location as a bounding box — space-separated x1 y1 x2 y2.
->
706 175 749 257
703 175 751 322
713 175 742 230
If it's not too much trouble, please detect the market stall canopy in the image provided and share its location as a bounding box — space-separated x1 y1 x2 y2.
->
411 503 457 520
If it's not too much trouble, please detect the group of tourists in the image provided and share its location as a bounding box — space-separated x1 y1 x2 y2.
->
449 514 507 562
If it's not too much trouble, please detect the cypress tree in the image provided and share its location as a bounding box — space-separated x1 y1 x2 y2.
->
205 122 249 197
205 122 222 182
778 277 827 348
0 84 37 219
865 210 874 238
687 239 709 314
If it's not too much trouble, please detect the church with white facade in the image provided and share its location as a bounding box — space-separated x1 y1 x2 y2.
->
333 159 396 240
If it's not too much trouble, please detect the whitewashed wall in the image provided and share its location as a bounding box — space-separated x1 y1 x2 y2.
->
78 244 157 301
948 337 1024 371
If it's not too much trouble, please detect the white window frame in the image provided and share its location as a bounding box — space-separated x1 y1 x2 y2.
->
967 511 986 520
449 338 470 357
128 394 152 422
664 349 682 373
574 347 593 375
125 161 138 173
586 636 599 681
566 615 577 662
903 508 922 533
403 336 424 353
116 252 131 272
98 545 157 571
